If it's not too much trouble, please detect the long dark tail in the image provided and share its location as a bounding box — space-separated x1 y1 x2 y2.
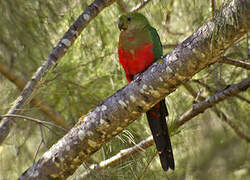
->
146 100 175 171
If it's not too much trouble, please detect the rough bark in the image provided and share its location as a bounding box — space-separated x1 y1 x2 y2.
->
19 0 250 179
79 76 250 179
0 0 116 145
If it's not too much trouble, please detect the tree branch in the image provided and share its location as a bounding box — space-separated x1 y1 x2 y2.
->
219 56 250 70
0 63 25 90
0 114 67 132
79 77 250 179
117 0 152 13
192 79 250 104
0 0 116 145
116 0 128 13
78 136 154 179
213 108 250 143
210 0 216 17
19 0 250 179
183 82 250 143
173 77 250 129
182 83 205 102
0 63 69 129
162 44 178 49
130 0 152 12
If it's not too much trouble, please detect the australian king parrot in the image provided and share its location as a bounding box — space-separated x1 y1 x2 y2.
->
118 12 175 171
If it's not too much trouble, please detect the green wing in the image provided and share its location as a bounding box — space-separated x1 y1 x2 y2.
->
149 26 163 61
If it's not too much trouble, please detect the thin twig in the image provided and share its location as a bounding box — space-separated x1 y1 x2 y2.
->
219 56 250 70
183 82 250 143
33 122 49 162
247 33 249 59
210 0 216 17
130 0 152 12
45 53 113 84
0 114 67 132
138 152 157 180
183 83 205 102
116 0 128 13
42 124 64 137
192 79 250 104
212 0 218 92
82 163 102 180
214 63 219 91
39 124 48 150
34 139 43 163
213 107 250 143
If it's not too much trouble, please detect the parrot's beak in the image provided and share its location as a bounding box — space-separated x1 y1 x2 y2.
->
118 18 124 31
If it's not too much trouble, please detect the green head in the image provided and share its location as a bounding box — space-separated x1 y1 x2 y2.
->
118 13 150 32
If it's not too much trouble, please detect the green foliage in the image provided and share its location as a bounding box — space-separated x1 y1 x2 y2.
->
0 0 249 179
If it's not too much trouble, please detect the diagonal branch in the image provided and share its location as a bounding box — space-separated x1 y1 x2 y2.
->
213 108 250 143
192 79 250 104
0 63 68 129
183 82 250 142
0 0 116 145
173 77 250 129
117 0 152 13
131 0 152 12
79 136 154 179
219 56 250 70
79 77 250 179
19 0 250 179
0 63 25 90
182 83 205 102
116 0 128 13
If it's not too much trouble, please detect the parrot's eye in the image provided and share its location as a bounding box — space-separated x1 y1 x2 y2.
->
127 17 131 21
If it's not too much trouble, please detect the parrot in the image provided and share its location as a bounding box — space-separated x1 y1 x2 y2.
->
118 12 175 171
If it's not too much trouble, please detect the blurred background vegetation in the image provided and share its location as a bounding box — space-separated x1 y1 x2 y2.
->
0 0 249 179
